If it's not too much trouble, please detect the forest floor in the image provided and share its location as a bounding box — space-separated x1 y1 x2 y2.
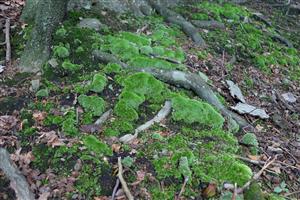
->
0 1 299 200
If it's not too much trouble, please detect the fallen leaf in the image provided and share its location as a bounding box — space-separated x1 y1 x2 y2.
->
248 155 261 161
38 192 51 200
202 182 217 198
0 115 19 134
38 131 65 147
112 143 121 153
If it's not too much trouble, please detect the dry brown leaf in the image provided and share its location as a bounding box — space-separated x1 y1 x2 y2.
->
33 111 47 122
112 143 121 153
248 155 261 161
202 182 217 198
38 131 65 147
0 115 18 134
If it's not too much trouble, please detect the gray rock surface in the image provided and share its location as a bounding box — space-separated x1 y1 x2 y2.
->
78 18 103 31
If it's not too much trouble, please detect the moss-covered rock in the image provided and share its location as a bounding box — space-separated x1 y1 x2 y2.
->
78 95 106 116
171 96 225 129
90 73 107 93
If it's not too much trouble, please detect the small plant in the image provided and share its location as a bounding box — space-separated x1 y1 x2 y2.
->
273 181 289 194
36 88 49 97
122 156 134 168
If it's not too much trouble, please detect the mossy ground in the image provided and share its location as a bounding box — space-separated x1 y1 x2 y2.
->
2 2 299 200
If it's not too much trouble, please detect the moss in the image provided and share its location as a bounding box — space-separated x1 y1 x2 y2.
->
103 63 122 74
114 101 139 121
244 182 265 200
171 96 224 129
62 110 78 136
53 45 70 58
128 56 176 69
90 73 107 93
119 31 151 47
78 95 106 116
62 60 81 71
83 135 112 156
241 132 259 154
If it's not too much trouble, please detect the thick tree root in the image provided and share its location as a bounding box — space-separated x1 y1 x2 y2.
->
0 148 35 200
147 0 206 47
93 50 251 130
191 20 225 29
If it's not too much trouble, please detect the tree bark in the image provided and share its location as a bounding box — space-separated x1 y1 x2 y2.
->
18 0 68 73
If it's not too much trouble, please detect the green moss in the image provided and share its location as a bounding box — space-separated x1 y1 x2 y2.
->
114 101 139 121
171 96 224 129
83 135 112 156
62 110 78 136
128 56 175 69
62 60 81 71
90 73 107 93
241 133 259 155
78 95 106 116
53 45 70 58
103 63 122 74
244 182 265 200
119 31 151 46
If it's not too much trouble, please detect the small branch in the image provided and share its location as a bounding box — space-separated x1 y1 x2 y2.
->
111 178 120 200
177 176 189 200
5 18 11 68
95 109 112 126
117 157 134 200
0 148 35 200
119 101 172 143
239 156 277 193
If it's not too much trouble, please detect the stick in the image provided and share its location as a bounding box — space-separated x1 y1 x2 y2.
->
119 101 172 143
5 18 11 68
238 156 277 193
117 157 134 200
111 178 120 200
177 176 189 200
0 148 35 200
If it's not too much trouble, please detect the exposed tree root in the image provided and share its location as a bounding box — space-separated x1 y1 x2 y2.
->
191 20 225 29
119 101 172 143
93 50 251 131
0 148 35 200
95 109 112 126
271 33 294 48
117 157 134 200
5 18 11 68
147 0 206 47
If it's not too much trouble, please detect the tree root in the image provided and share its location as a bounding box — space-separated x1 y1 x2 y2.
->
271 33 294 48
5 18 11 68
93 50 252 131
191 20 225 30
147 0 206 47
0 148 35 200
117 157 134 200
119 101 172 143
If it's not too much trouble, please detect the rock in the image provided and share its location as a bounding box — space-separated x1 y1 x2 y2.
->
30 79 40 92
281 92 297 103
78 18 103 31
226 80 246 103
140 4 153 16
231 103 269 119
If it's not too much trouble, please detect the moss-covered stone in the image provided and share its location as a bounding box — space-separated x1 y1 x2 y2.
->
90 73 107 93
171 96 225 129
78 95 106 116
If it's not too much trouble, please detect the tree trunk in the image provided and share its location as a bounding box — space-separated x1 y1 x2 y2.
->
18 0 68 73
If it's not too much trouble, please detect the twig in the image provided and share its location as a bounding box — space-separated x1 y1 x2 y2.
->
111 178 120 200
232 183 237 200
238 156 277 193
119 101 172 143
177 176 189 200
5 18 11 68
284 190 300 197
0 148 35 200
117 157 134 200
